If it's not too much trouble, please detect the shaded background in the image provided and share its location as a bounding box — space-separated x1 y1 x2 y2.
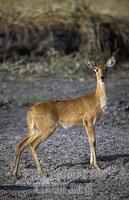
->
0 0 129 75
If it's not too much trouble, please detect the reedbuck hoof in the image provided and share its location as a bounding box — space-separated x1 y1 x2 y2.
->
13 170 17 177
90 163 102 171
37 169 44 177
12 171 19 179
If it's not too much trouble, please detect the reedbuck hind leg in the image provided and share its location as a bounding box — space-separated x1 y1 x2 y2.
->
29 125 57 175
29 143 43 175
13 134 38 177
83 119 101 171
13 136 30 177
29 135 44 175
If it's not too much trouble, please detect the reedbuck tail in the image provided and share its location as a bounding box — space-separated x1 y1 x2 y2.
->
27 110 34 131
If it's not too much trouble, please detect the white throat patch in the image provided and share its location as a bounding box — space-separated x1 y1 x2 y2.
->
100 96 107 112
98 79 105 85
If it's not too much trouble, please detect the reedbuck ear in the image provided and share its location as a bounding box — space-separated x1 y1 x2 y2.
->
86 59 97 71
106 56 116 68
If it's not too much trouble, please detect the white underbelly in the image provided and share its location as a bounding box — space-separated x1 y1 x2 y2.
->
62 124 73 129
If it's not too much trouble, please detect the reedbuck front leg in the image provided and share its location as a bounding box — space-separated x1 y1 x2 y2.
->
83 119 101 170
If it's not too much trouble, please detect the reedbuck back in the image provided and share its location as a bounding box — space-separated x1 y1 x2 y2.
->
13 56 116 177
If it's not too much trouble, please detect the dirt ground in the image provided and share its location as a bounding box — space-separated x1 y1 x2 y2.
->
0 71 129 200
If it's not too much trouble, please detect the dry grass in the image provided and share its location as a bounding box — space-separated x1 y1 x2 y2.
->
1 0 129 18
0 0 129 74
86 0 129 20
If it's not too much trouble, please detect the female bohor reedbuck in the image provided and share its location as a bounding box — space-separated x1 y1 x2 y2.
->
13 56 116 177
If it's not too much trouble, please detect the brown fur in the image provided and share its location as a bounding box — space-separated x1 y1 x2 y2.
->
13 58 116 177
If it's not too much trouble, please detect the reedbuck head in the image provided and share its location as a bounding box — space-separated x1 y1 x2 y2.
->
86 56 116 83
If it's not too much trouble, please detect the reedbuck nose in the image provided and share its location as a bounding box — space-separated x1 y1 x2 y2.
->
101 76 105 82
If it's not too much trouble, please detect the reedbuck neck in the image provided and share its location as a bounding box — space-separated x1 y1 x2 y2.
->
95 68 107 112
86 57 116 112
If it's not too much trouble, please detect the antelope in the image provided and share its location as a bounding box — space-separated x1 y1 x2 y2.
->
13 56 116 177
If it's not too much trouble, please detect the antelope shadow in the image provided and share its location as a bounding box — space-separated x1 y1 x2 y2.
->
0 184 33 191
53 153 129 170
98 153 129 162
